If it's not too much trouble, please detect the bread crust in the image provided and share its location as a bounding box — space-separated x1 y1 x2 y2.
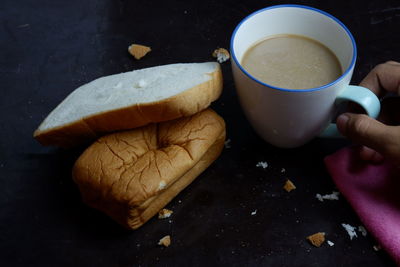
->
72 109 225 229
34 65 223 148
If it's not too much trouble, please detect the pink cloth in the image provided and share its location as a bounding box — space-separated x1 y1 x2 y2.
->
324 146 400 264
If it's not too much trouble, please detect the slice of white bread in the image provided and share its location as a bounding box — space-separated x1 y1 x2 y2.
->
34 62 223 147
72 108 225 229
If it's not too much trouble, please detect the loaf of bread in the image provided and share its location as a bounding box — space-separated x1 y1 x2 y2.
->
72 108 225 229
34 62 223 147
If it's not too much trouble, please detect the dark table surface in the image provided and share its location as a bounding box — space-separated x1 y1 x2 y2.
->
1 0 399 266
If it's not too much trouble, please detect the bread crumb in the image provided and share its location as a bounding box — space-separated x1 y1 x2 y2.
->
358 225 367 236
327 240 335 246
256 161 268 169
158 235 171 247
341 223 357 240
158 208 173 219
158 180 166 191
251 210 257 216
224 139 231 148
281 168 286 173
307 232 326 247
128 44 151 60
212 48 230 63
316 191 340 202
373 244 381 251
17 24 30 28
283 179 296 192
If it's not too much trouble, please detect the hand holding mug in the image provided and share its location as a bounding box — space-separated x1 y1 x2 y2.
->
337 61 400 165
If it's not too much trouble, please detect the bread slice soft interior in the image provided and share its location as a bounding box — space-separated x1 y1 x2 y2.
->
34 62 222 147
72 108 225 229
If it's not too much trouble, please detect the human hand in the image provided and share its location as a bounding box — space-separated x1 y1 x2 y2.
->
336 61 400 166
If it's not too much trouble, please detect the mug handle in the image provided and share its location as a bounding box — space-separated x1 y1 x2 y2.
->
319 85 381 138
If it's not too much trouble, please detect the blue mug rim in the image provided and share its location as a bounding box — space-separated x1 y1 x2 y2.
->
230 4 357 93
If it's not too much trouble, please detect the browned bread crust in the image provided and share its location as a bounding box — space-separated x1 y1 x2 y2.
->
72 109 225 229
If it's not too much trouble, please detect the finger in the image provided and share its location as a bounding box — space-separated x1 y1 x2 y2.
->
359 146 384 163
359 61 400 97
386 61 400 66
337 113 400 164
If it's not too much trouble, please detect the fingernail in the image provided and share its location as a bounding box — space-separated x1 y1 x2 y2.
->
336 114 350 133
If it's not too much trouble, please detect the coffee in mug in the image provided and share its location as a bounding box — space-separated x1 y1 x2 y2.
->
241 34 342 90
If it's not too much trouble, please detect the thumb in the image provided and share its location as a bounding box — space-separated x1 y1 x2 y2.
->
336 113 400 163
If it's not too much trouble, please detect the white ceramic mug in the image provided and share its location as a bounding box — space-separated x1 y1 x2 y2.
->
231 4 381 148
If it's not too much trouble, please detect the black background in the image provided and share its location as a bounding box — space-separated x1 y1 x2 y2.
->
1 0 399 266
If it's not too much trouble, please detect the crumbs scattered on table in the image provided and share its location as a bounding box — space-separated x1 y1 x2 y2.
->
283 179 296 192
212 48 230 63
128 43 151 60
158 235 171 247
251 209 257 216
280 168 286 173
341 223 358 240
358 225 367 236
224 138 231 148
327 240 335 247
158 208 173 219
307 232 326 247
316 191 340 202
256 161 268 169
